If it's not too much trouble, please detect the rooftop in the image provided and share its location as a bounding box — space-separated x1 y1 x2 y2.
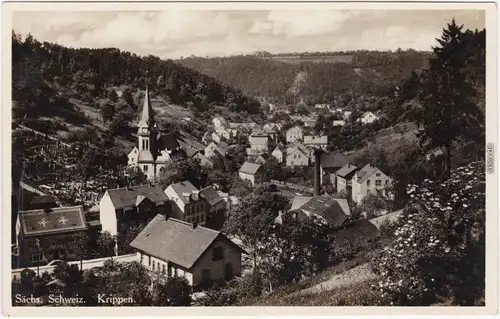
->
320 152 350 169
168 181 199 204
130 215 243 269
106 184 169 209
336 164 358 178
239 161 262 175
19 205 87 237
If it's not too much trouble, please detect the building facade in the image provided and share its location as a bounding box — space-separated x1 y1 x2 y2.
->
164 181 208 227
286 126 304 144
352 164 392 204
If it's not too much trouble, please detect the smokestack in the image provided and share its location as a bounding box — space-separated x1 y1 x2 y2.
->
314 149 323 196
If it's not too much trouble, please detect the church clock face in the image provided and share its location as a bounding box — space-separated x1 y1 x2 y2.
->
142 128 149 133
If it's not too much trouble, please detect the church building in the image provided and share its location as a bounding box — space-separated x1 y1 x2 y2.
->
127 88 179 180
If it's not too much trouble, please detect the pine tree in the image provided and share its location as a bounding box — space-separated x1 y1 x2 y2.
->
419 19 484 180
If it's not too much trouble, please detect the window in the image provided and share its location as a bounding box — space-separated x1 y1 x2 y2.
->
142 140 145 150
195 215 199 222
376 173 380 177
212 247 224 261
202 269 211 282
140 254 143 264
152 261 155 271
143 165 148 172
385 180 389 186
145 140 149 150
168 266 173 277
201 215 205 222
367 180 371 186
148 256 151 267
30 252 43 263
186 206 191 215
162 264 166 274
376 180 382 186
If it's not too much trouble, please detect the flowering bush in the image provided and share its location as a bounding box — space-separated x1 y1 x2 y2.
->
372 162 485 305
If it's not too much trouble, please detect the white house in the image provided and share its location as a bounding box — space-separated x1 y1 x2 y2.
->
192 152 213 168
360 111 379 124
211 132 222 144
238 162 264 186
164 181 208 227
286 126 304 144
336 164 358 195
130 215 244 288
351 164 392 204
213 117 228 128
332 120 346 127
99 185 170 246
286 143 310 167
205 141 229 158
215 127 231 141
343 111 352 120
303 135 328 150
247 130 269 156
271 144 286 163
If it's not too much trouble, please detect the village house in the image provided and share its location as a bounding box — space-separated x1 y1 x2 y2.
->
336 164 358 195
130 215 244 289
360 111 379 124
192 152 213 168
212 117 228 129
215 127 232 141
286 143 310 167
319 152 350 186
247 129 269 156
303 135 328 150
314 104 330 109
238 161 264 187
343 111 352 120
332 120 346 127
164 181 208 227
351 164 392 204
211 132 222 144
255 154 268 165
199 186 227 230
205 141 229 159
202 131 213 145
286 126 304 144
275 195 350 228
99 184 170 241
262 125 279 141
16 206 88 267
271 144 286 163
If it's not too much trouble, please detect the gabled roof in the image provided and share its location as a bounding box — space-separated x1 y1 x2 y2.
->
291 195 349 227
355 164 387 183
287 143 310 156
320 152 350 169
336 164 358 178
287 125 303 133
239 161 262 175
19 206 87 237
130 215 243 269
199 185 224 206
167 181 198 204
106 185 169 209
304 135 328 145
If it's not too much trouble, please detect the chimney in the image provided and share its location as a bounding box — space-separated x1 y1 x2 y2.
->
314 149 323 196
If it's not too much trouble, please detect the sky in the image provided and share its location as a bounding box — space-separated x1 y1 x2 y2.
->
13 10 485 59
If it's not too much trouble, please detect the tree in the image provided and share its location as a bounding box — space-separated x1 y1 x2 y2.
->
373 162 485 305
223 185 290 268
154 277 192 306
100 102 115 124
97 231 116 257
68 232 91 270
418 19 484 180
121 88 134 106
157 157 208 189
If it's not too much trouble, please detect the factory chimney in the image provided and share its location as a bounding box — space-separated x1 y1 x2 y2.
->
314 149 323 196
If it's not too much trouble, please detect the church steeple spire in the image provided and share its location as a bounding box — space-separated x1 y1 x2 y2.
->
138 86 155 130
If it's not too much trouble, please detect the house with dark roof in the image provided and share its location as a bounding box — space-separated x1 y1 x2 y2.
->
130 215 244 289
352 164 392 204
275 195 350 228
99 184 170 242
336 164 359 195
16 206 87 267
164 181 208 227
205 141 229 159
319 152 350 186
238 162 264 187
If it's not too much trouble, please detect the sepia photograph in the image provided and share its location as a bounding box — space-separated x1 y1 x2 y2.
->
2 1 498 316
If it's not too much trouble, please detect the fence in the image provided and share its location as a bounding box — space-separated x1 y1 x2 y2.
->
270 180 314 194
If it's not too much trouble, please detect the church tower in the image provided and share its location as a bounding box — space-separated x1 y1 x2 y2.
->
137 87 156 154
